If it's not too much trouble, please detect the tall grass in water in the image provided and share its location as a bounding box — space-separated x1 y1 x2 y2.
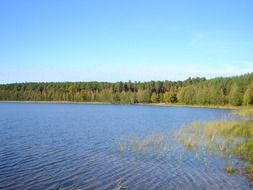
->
176 120 253 181
117 133 168 155
116 132 193 174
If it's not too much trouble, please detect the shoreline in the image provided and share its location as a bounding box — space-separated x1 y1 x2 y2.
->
0 100 243 109
0 100 111 105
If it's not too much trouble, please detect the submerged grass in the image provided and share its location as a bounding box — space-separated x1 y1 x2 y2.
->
115 180 127 190
176 120 253 181
117 133 168 155
225 165 236 174
116 115 253 183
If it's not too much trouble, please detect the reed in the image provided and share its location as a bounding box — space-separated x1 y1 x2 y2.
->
117 133 168 155
176 120 253 181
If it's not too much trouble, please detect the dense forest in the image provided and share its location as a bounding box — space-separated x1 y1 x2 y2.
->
1 73 253 106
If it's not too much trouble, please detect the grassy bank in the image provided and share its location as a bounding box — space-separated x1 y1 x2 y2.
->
176 120 253 181
148 103 241 110
233 108 253 117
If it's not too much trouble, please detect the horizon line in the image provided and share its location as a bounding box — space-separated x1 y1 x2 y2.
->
1 72 252 85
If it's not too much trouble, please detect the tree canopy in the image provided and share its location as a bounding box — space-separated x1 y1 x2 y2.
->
1 73 253 106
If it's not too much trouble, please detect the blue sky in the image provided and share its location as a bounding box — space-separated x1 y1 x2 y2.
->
0 0 252 83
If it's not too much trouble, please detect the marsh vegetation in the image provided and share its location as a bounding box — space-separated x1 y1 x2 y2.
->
176 119 253 182
114 106 253 186
117 133 169 155
233 107 253 117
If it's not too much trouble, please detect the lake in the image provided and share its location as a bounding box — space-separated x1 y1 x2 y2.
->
0 103 250 189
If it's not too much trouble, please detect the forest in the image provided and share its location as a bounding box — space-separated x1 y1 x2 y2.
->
0 72 253 106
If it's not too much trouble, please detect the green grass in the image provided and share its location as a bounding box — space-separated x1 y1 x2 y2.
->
176 120 253 181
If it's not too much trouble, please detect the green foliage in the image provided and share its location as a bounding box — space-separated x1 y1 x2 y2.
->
0 73 252 106
137 90 151 103
163 92 177 103
243 83 253 105
151 92 159 103
228 84 243 106
120 91 131 104
177 86 196 104
243 89 252 105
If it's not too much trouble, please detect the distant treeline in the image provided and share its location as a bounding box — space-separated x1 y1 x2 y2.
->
1 73 253 106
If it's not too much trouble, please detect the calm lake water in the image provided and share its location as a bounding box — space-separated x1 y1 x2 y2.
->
0 103 250 190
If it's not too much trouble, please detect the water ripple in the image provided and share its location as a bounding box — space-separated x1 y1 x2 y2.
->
0 104 250 189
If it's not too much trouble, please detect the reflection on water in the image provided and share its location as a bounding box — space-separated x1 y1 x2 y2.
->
0 103 250 189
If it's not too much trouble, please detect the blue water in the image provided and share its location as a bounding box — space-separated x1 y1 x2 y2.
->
0 103 250 189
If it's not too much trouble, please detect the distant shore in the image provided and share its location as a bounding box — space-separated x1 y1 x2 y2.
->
0 100 242 110
0 100 111 105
